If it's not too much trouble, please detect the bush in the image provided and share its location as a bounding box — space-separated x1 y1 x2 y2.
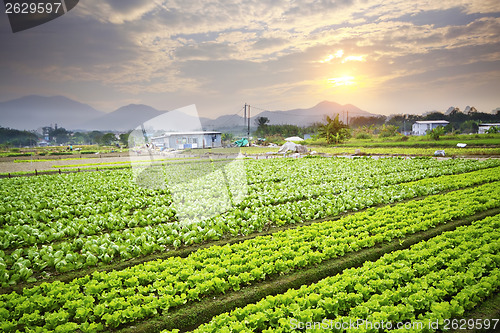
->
303 137 327 145
486 126 499 134
428 126 445 140
6 153 32 157
379 125 399 138
318 115 351 144
398 135 409 141
49 152 73 156
264 135 285 145
355 132 372 140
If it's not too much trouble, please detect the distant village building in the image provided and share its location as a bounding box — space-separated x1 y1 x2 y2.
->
412 120 449 136
478 123 500 134
151 131 222 149
41 126 52 141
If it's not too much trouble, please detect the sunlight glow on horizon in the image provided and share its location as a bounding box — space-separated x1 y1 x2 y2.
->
342 55 366 63
320 50 344 63
328 76 355 87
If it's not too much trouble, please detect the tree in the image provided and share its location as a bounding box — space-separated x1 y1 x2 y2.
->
0 127 39 147
254 117 270 137
379 124 399 138
99 133 117 146
487 126 499 134
423 112 446 121
49 127 71 144
318 114 351 144
221 132 234 143
460 120 479 134
349 116 386 128
428 126 445 140
70 132 89 145
255 116 270 127
88 131 104 145
119 132 131 147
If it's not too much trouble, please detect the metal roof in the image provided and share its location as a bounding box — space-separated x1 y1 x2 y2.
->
414 120 449 124
151 131 221 139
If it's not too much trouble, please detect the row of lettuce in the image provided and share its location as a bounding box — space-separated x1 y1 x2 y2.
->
3 158 492 240
1 160 500 286
165 214 500 333
1 181 499 331
2 158 497 241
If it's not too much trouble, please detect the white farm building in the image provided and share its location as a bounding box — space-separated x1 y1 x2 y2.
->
151 131 222 149
478 123 500 134
412 120 449 136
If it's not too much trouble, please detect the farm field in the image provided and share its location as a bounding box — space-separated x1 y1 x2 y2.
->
312 133 500 148
0 156 499 332
312 146 500 157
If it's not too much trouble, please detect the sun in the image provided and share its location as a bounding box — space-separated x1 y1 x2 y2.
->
327 76 355 87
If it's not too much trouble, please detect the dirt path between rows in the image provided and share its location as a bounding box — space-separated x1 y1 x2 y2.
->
0 156 133 173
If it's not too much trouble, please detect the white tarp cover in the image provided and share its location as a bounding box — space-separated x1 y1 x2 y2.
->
278 141 308 153
285 136 304 141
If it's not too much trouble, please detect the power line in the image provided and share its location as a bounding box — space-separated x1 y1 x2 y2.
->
249 104 369 117
213 106 245 129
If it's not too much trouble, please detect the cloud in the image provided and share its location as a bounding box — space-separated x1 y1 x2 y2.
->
175 42 237 61
77 0 160 24
1 0 499 115
252 37 288 50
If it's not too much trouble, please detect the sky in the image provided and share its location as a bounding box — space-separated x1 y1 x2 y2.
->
0 0 499 119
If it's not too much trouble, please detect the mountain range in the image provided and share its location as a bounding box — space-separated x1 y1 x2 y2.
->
0 95 376 132
203 101 374 131
0 95 103 130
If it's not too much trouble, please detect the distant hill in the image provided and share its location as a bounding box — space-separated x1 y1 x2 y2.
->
0 95 103 130
82 104 167 131
0 96 375 132
202 101 376 131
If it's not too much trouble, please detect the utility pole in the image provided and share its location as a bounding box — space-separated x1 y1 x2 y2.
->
347 110 349 126
247 104 251 139
244 103 247 131
403 114 407 135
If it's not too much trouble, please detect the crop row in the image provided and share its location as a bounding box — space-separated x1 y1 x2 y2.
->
2 158 497 226
244 156 498 186
128 158 499 225
2 165 500 286
1 159 498 253
313 146 500 156
1 181 499 331
240 157 499 208
165 213 500 333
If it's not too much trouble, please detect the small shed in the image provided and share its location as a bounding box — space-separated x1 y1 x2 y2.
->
151 131 222 149
412 120 449 136
478 123 500 134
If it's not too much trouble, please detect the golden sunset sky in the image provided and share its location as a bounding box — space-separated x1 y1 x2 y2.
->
1 0 499 118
